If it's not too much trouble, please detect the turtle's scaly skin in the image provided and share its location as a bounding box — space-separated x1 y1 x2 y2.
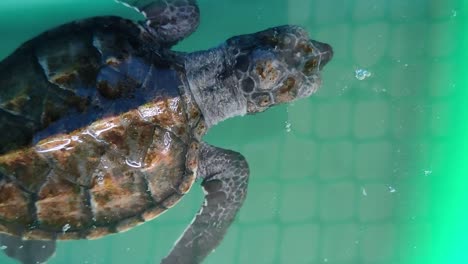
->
0 17 205 240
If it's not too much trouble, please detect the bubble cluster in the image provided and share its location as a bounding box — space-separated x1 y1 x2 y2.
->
355 69 372 80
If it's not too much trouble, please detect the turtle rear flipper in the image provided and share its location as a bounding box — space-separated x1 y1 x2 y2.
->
162 143 249 264
0 234 56 264
116 0 200 46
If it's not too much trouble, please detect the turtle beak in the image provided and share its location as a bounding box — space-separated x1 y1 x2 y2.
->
311 40 333 66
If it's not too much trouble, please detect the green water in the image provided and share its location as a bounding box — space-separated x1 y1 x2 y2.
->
0 0 467 263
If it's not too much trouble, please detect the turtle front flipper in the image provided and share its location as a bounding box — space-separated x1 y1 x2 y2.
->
162 143 249 264
116 0 200 46
0 234 56 264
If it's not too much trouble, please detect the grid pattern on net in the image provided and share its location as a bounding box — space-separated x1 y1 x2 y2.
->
0 0 458 263
203 1 457 264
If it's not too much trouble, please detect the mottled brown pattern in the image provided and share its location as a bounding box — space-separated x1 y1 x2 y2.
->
0 16 210 242
56 231 83 240
193 120 207 141
89 112 155 169
119 111 155 166
161 193 183 208
36 175 90 231
0 181 31 224
37 133 105 187
142 127 187 203
36 33 100 89
255 61 279 82
85 227 112 240
89 167 151 225
181 93 202 130
0 94 202 239
88 117 126 150
185 141 200 173
275 76 297 103
0 149 50 193
178 172 195 194
303 58 319 75
115 216 144 233
137 97 189 142
141 206 166 221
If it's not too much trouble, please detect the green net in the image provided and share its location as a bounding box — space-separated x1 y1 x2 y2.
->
0 0 463 263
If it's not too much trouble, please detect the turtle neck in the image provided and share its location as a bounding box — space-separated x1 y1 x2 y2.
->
183 45 247 128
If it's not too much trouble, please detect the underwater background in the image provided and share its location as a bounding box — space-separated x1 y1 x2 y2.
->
0 0 466 263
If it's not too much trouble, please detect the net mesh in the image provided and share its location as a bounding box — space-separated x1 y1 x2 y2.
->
0 0 458 263
198 1 456 263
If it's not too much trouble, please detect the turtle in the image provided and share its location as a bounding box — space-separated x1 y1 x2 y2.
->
0 0 333 263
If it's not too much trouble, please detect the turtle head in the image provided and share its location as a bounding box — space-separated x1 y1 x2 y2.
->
226 26 333 113
184 26 332 128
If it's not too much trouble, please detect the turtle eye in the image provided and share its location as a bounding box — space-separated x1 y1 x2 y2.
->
241 77 255 93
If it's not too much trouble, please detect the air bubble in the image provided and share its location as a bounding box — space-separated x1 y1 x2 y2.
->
285 121 292 133
355 69 372 80
362 187 367 196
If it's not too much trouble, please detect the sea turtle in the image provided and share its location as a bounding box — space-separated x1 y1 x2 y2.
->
0 0 333 263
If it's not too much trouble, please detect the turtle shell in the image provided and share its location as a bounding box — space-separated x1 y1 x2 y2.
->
0 17 205 240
